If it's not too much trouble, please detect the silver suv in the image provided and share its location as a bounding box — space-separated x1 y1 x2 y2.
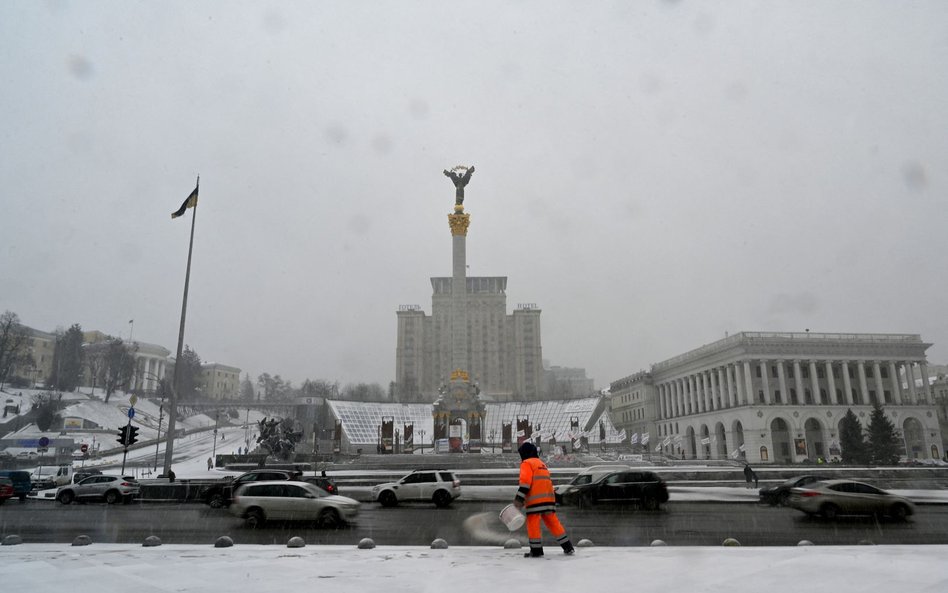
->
230 480 360 528
371 469 461 508
56 475 140 505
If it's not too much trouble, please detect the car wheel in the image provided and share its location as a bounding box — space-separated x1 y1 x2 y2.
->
821 503 839 520
104 490 120 505
318 508 342 528
245 508 265 529
642 496 660 511
378 490 397 507
890 503 910 521
207 493 225 509
58 491 74 505
778 491 791 507
433 490 452 508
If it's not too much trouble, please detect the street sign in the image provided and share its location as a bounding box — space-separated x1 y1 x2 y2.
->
129 394 138 406
80 443 89 453
127 407 136 419
38 436 50 448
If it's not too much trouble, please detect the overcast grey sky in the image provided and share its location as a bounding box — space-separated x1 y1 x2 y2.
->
2 1 947 391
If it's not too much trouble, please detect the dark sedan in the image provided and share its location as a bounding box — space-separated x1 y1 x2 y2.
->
562 470 669 510
759 475 830 506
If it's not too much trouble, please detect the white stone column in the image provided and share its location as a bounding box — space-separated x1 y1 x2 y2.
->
906 363 918 404
808 361 821 404
872 361 885 405
776 360 789 404
702 372 712 412
825 361 838 405
888 361 903 404
711 370 720 410
688 375 701 414
733 363 744 405
725 365 736 408
760 361 773 405
793 360 804 405
857 362 871 405
674 380 682 417
743 360 755 405
679 378 688 416
920 363 932 403
841 361 854 405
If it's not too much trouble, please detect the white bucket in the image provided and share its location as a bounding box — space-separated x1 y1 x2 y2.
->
499 504 525 531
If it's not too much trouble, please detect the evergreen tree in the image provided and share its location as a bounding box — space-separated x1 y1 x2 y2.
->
839 408 868 464
48 324 85 392
240 373 255 400
177 345 203 399
866 404 903 465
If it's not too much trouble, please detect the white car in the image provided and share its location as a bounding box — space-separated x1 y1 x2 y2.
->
370 469 461 508
230 480 360 528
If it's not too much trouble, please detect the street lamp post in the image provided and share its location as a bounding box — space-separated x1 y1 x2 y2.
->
419 429 426 455
211 411 220 464
490 429 496 454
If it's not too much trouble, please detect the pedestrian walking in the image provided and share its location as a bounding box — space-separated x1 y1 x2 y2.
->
514 442 575 558
167 467 176 482
207 457 213 470
743 463 758 488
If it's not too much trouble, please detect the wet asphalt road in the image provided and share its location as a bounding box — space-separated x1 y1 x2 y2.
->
2 499 946 547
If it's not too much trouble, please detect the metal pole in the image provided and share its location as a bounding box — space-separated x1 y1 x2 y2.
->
163 175 199 476
154 397 163 471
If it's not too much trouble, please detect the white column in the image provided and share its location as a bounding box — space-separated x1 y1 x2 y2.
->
702 372 711 412
690 375 699 414
743 360 755 405
725 365 736 408
672 380 680 417
793 360 804 405
920 363 931 403
888 361 903 404
872 361 885 404
776 360 789 404
906 363 918 404
710 370 720 410
857 362 871 405
809 361 821 405
841 361 854 405
825 361 838 405
760 361 773 405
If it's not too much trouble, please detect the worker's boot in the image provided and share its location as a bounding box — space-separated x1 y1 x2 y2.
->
524 547 544 558
562 541 575 555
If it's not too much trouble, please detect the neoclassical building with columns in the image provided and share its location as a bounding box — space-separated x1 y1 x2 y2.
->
609 331 944 464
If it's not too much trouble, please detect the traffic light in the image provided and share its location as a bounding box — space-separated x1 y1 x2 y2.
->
127 425 139 446
116 426 129 446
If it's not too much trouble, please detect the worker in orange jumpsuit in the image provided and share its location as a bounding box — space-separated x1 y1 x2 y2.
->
514 441 575 557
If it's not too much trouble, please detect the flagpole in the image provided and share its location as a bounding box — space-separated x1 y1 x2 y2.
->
164 175 198 476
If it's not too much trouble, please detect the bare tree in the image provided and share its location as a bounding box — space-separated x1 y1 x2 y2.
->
0 310 31 390
89 337 138 403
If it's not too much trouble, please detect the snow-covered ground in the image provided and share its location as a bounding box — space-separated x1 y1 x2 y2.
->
1 544 946 593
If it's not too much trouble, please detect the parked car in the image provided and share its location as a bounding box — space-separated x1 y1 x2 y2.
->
759 475 830 506
370 469 461 508
230 480 360 528
201 469 300 508
0 470 31 501
555 465 632 505
788 479 916 520
303 474 339 495
73 469 103 484
0 476 14 504
56 475 140 505
563 470 669 510
31 464 76 490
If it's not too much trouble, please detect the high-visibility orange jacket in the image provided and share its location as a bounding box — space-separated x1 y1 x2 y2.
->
515 457 556 514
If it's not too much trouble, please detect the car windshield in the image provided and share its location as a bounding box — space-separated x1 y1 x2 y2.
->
2 3 947 590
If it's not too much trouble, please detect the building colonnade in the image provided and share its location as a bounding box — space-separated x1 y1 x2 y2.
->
656 359 931 420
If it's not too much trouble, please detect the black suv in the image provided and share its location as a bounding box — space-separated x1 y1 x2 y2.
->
202 469 300 508
565 470 668 510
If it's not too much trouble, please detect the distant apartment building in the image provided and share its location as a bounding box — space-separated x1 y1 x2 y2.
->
200 363 241 400
542 363 595 399
610 331 944 464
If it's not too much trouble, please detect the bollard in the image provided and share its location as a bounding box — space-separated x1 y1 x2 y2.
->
287 537 305 548
2 535 23 546
430 538 448 549
357 538 376 549
503 539 521 549
214 536 234 548
143 536 162 547
72 535 92 547
577 539 594 547
650 539 667 546
722 538 741 546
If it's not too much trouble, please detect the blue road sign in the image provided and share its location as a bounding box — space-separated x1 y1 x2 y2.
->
38 436 50 448
127 408 135 419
